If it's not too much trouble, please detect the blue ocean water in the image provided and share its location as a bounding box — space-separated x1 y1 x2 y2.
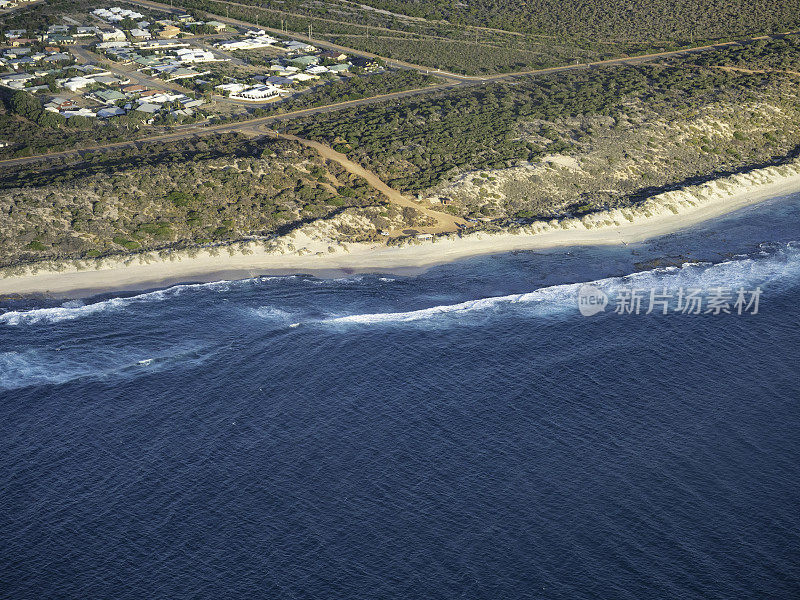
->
2 194 800 599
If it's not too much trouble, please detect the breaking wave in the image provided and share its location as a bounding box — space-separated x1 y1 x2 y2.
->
323 243 800 326
0 277 301 326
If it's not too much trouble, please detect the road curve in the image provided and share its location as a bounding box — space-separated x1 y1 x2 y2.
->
1 0 798 169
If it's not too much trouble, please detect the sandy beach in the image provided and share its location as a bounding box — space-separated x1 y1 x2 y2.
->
3 160 800 297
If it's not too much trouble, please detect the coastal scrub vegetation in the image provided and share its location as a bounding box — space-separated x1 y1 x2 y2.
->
284 62 781 191
283 56 800 219
172 0 800 74
0 134 395 267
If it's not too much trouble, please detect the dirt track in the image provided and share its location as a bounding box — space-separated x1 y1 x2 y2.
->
272 130 466 233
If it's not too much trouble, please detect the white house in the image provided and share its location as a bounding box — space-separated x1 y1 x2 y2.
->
63 108 96 118
99 29 126 42
232 84 281 100
174 48 217 63
215 82 246 94
61 76 94 91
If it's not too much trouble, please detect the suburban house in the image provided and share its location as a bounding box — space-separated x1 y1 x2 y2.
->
284 40 315 53
42 52 72 64
264 75 293 86
99 29 126 42
290 55 319 68
134 102 161 113
60 76 94 91
349 56 377 68
43 34 76 45
232 84 281 100
288 72 318 82
320 50 347 62
305 65 329 75
75 26 99 37
215 82 246 94
44 97 77 111
130 28 151 40
92 89 126 104
174 48 216 63
97 106 126 118
62 108 96 118
158 25 181 38
122 84 147 94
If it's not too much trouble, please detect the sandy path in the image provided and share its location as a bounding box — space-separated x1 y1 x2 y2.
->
271 130 466 234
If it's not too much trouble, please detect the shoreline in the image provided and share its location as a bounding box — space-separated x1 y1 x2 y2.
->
2 161 800 298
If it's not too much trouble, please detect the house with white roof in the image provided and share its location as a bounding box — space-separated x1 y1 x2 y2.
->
63 108 96 118
215 82 246 94
60 76 94 91
99 29 126 42
174 48 217 63
232 84 281 100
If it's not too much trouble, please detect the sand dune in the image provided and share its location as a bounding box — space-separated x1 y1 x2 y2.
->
2 160 800 296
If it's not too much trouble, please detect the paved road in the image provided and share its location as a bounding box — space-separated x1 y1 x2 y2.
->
2 0 798 168
0 81 463 168
130 0 800 82
70 46 195 95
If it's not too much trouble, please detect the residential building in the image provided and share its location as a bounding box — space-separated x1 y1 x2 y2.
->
63 108 96 118
174 48 217 63
320 50 347 62
305 65 328 75
75 26 99 37
97 106 126 118
215 82 246 94
233 84 281 100
290 55 319 68
99 29 126 42
158 25 181 38
284 40 315 53
134 102 161 113
92 89 126 103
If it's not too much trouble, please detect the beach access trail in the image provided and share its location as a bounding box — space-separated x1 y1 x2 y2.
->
270 130 466 234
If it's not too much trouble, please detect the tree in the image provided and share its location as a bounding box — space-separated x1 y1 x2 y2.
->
9 90 41 120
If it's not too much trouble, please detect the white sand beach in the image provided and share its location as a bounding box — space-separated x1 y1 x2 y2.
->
3 160 800 296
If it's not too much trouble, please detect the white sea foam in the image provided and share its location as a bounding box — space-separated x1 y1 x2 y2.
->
323 244 800 326
0 279 240 326
0 342 209 391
